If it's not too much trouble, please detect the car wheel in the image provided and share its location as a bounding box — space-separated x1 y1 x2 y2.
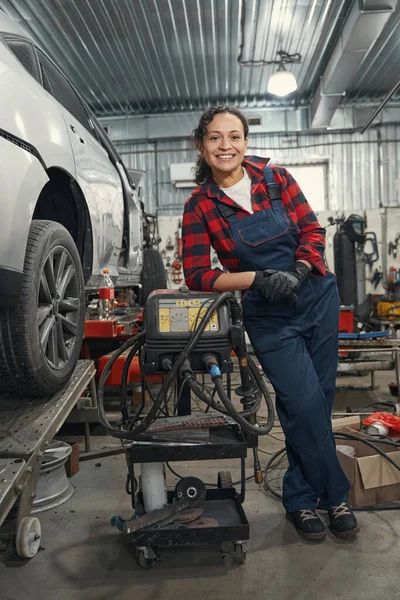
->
0 220 85 397
140 248 167 305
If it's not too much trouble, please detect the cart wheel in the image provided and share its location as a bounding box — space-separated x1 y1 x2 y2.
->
217 471 233 489
234 541 248 564
137 547 157 569
15 517 41 558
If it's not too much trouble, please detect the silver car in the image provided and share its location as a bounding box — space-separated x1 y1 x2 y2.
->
0 11 165 396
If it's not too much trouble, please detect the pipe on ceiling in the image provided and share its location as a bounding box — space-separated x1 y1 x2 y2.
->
310 0 396 129
360 78 400 133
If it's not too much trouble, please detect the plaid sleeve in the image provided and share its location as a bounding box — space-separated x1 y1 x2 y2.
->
182 198 224 292
275 167 326 275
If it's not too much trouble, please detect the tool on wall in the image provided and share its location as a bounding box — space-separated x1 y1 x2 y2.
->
171 219 183 284
388 233 400 258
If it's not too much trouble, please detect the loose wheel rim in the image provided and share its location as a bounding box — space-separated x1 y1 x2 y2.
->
37 245 80 371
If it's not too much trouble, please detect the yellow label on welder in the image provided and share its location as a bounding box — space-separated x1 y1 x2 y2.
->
159 308 171 332
176 299 201 307
188 308 219 332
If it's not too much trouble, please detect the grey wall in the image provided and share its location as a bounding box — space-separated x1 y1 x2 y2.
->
114 124 400 215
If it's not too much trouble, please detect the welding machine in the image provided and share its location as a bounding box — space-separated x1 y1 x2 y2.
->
142 289 234 374
97 289 274 568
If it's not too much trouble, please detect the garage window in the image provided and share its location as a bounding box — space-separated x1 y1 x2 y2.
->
279 163 329 211
6 38 40 83
36 49 90 132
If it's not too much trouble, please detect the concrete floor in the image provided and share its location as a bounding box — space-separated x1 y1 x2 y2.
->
1 371 400 600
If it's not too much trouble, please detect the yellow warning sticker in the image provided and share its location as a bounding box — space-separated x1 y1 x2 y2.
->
188 308 219 332
175 299 201 307
159 308 171 332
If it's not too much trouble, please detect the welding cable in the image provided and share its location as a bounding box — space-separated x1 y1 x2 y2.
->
186 377 227 412
127 349 149 430
97 332 146 437
120 336 146 423
212 374 272 436
187 356 271 421
263 433 400 511
99 291 274 440
99 292 240 439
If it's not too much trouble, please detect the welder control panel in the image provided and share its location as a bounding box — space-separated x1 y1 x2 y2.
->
157 298 219 333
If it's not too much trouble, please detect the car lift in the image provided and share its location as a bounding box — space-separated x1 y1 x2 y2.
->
0 360 95 558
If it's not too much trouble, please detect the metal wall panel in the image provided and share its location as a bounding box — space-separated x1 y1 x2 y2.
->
115 125 400 215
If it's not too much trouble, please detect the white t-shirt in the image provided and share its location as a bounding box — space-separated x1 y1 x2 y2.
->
221 168 253 214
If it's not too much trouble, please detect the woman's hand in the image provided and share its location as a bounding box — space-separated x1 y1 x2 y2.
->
251 262 311 303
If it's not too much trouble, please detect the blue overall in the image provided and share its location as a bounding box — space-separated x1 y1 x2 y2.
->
217 166 350 511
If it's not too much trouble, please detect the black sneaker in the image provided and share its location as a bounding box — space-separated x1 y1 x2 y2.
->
286 509 327 541
328 502 359 538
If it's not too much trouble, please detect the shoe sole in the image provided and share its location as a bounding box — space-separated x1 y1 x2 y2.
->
286 514 327 541
329 524 360 539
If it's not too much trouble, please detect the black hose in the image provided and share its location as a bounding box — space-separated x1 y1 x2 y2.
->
213 376 271 435
187 377 227 412
98 293 240 439
98 333 146 437
188 373 263 417
335 432 400 471
247 354 275 431
120 338 146 422
187 354 274 430
263 447 286 500
98 291 274 440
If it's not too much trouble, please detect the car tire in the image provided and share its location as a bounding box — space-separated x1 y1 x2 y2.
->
0 220 85 397
140 248 167 305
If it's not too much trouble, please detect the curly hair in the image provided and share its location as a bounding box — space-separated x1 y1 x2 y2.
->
192 106 249 185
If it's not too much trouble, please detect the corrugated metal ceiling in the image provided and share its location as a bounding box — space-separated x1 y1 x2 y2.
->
0 0 399 116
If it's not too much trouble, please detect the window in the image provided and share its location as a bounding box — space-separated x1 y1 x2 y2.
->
286 164 328 211
6 38 40 83
36 49 90 131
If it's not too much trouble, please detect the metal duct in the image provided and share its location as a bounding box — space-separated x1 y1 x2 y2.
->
311 0 396 129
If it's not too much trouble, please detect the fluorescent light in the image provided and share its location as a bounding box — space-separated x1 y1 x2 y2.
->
267 68 298 97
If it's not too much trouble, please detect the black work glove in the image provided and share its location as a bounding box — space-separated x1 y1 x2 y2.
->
250 269 278 297
250 262 311 303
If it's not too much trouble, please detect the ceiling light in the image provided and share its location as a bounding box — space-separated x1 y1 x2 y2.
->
267 67 298 97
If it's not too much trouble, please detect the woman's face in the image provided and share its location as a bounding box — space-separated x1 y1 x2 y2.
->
201 113 248 181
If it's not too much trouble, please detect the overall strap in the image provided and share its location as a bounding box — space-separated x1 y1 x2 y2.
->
215 201 240 221
263 165 282 203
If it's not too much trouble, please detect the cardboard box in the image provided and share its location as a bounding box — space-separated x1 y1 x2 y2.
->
336 437 400 506
331 415 361 432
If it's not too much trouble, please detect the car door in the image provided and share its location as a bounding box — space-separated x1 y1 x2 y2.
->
36 49 124 277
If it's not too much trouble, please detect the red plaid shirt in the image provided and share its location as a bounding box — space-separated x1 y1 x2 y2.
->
182 156 326 292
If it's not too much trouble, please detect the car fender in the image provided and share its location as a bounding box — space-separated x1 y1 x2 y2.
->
0 136 49 273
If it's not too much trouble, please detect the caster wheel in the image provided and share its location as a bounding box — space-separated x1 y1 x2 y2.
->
15 517 41 558
217 471 233 489
221 541 248 565
234 541 248 564
137 547 157 569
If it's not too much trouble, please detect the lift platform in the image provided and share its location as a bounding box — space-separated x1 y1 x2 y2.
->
0 360 95 558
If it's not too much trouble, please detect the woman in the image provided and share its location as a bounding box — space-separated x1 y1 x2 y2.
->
182 105 359 541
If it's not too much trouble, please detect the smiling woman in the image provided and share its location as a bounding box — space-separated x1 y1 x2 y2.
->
192 106 249 188
200 113 248 188
182 105 360 542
